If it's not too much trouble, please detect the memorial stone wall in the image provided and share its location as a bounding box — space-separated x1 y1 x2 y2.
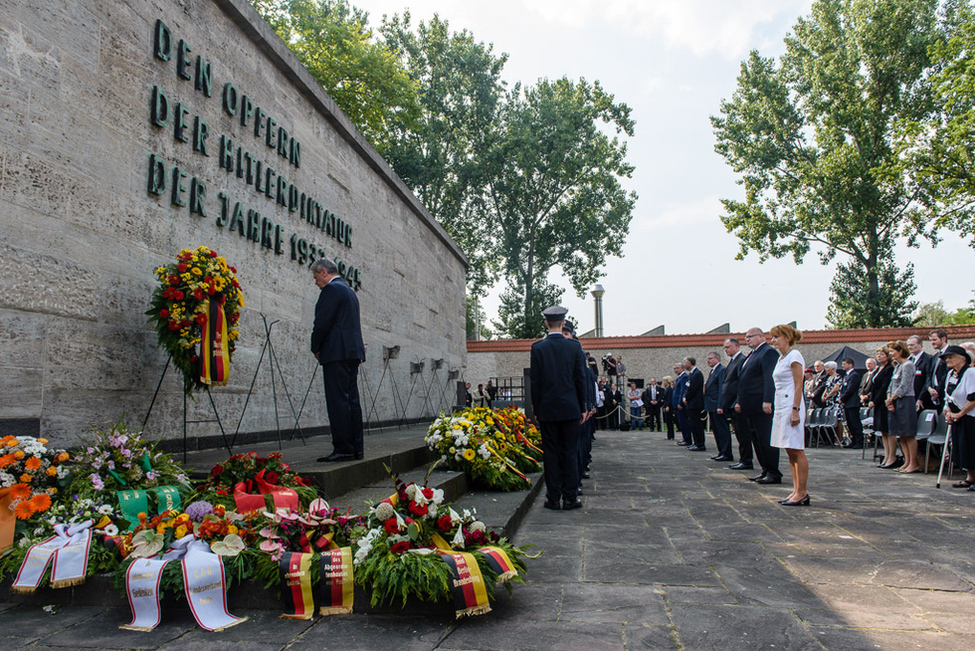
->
0 0 468 445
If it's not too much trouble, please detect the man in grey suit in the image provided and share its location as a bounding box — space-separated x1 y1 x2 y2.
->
705 352 732 461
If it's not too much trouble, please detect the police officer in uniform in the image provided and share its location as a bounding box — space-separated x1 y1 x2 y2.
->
530 306 587 511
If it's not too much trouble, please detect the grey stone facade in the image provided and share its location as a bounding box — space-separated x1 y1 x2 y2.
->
0 0 467 445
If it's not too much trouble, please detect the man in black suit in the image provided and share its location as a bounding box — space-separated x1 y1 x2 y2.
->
839 357 863 449
704 352 732 461
682 357 707 451
721 337 747 469
736 327 781 484
907 335 935 412
642 378 663 431
926 329 949 408
530 306 587 511
310 258 366 462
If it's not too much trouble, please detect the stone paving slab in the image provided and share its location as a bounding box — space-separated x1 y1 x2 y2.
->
5 427 975 650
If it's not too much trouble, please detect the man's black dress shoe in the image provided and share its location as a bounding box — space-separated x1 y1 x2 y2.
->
317 452 354 462
543 500 561 510
687 445 707 451
756 476 782 485
563 499 583 510
676 441 691 446
728 462 753 470
749 473 766 481
581 471 591 479
713 455 734 462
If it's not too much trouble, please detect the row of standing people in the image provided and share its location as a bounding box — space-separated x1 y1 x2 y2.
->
828 331 975 486
646 326 812 505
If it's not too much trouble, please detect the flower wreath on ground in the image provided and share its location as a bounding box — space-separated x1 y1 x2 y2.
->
0 434 73 575
111 502 259 599
354 470 528 615
146 245 243 394
248 498 367 592
425 407 542 491
194 451 318 512
0 424 193 583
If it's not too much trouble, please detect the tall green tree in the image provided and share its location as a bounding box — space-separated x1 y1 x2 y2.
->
712 0 941 328
826 259 917 327
900 1 975 240
250 0 420 150
378 13 508 300
485 78 636 339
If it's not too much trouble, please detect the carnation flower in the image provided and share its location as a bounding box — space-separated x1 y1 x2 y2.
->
469 521 486 534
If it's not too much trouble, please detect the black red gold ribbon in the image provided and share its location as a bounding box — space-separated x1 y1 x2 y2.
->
477 546 519 583
200 295 230 386
279 552 315 620
319 547 354 615
440 551 491 618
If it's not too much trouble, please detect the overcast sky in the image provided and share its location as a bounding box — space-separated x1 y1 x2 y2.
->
351 0 974 336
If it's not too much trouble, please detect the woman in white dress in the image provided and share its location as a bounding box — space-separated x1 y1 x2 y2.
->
769 324 809 506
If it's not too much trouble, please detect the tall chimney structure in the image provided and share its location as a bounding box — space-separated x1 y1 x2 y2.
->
591 284 605 337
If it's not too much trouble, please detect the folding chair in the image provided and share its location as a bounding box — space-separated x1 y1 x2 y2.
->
860 406 874 460
915 409 937 443
805 408 822 447
925 412 952 476
819 407 840 446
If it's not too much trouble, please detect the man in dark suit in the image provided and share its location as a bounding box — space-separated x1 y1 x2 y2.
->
926 329 949 409
736 327 781 484
704 352 732 461
839 357 863 449
673 364 690 445
682 357 707 451
310 258 366 462
720 338 747 468
530 306 587 511
908 335 935 412
642 378 663 431
563 321 596 483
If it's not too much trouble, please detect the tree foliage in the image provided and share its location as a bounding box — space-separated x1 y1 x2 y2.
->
712 0 942 327
900 0 975 241
379 13 508 299
913 298 975 325
826 259 918 328
486 78 636 339
250 0 420 150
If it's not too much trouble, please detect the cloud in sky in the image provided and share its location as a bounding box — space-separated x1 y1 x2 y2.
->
524 0 813 58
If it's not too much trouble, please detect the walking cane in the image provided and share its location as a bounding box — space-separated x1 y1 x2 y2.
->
936 420 953 489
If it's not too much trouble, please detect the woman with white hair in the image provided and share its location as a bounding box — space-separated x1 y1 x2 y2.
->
943 346 975 490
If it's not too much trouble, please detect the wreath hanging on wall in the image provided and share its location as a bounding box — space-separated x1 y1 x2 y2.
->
146 246 244 394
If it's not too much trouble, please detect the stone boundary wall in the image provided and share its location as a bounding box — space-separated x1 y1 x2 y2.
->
465 324 975 387
0 0 467 445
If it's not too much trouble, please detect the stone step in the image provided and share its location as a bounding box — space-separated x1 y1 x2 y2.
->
184 424 438 503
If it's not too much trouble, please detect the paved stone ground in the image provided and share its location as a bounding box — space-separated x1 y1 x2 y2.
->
3 429 975 650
